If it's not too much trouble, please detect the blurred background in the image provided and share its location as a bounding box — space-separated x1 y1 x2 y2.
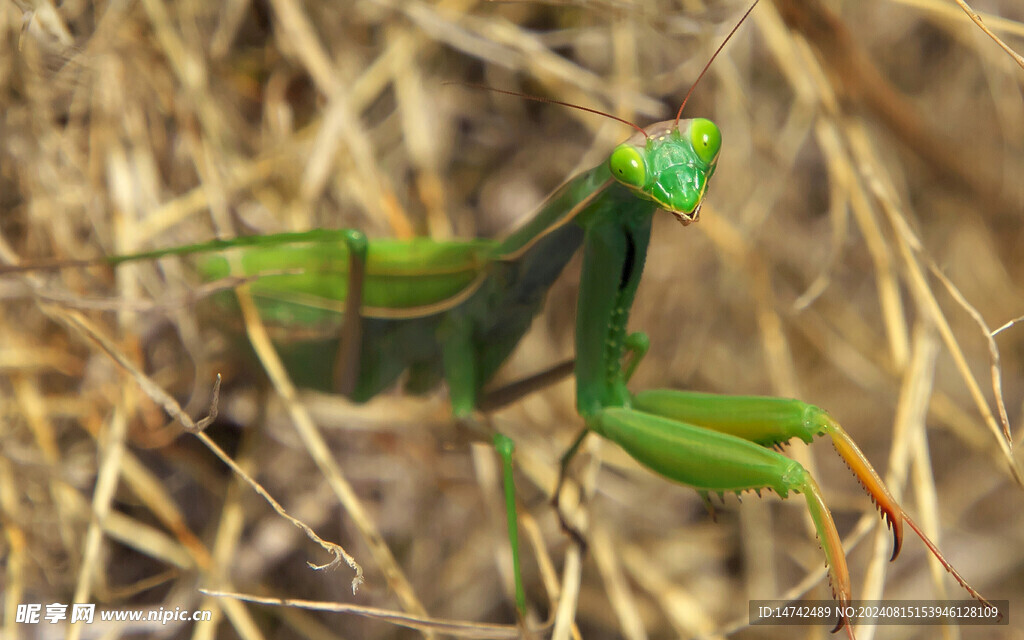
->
1 0 1022 638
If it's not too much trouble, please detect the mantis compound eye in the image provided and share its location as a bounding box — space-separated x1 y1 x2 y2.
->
688 118 721 166
609 144 646 188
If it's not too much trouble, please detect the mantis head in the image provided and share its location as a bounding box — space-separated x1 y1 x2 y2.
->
605 0 754 225
608 117 721 225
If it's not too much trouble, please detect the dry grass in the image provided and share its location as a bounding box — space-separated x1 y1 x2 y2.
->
2 0 1023 639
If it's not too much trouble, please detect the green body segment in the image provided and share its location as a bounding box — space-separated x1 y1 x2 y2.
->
201 236 496 323
573 190 655 416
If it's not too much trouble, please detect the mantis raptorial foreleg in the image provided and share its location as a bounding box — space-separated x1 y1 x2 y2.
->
587 404 853 628
629 389 1004 605
630 390 905 553
556 381 993 637
494 369 998 632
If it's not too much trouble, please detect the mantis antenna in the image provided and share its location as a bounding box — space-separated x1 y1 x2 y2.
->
460 0 759 136
676 0 760 126
452 82 649 139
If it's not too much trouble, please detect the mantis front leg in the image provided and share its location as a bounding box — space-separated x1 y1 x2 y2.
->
631 390 905 555
549 419 856 635
587 402 856 635
574 388 997 637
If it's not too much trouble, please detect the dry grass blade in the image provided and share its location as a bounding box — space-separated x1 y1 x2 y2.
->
843 122 1020 483
199 589 538 638
44 304 364 581
950 0 1024 70
3 0 1021 639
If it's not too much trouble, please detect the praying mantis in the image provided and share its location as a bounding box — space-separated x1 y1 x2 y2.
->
3 1 1012 638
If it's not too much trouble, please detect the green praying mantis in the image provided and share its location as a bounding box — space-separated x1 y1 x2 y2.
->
2 2 1000 637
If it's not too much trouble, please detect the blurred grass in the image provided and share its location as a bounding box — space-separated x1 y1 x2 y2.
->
1 0 1023 639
